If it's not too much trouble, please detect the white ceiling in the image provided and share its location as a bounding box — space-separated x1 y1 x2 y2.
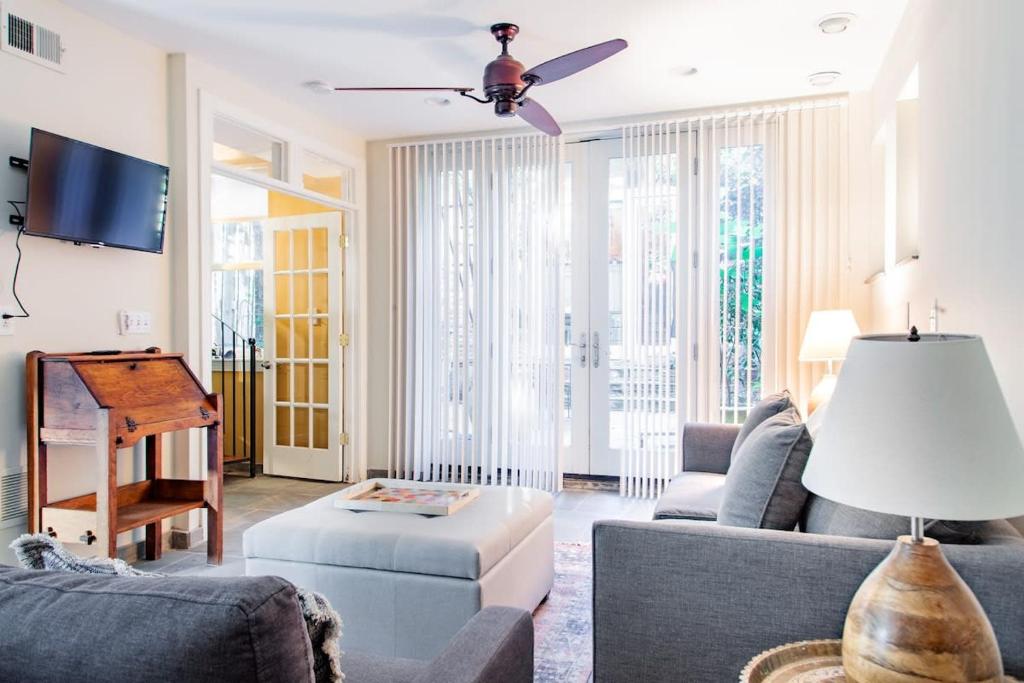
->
65 0 907 141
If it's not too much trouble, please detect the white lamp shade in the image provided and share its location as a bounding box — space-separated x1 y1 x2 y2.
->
798 309 861 362
802 333 1024 521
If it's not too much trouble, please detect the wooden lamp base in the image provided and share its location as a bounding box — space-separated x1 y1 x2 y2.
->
842 536 1003 682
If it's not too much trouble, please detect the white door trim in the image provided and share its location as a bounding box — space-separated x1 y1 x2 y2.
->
195 90 367 482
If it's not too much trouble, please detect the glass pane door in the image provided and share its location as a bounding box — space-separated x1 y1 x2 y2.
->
564 137 690 478
585 140 622 476
264 211 345 481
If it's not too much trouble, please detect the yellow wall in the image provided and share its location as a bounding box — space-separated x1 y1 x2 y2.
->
268 191 336 218
212 368 264 464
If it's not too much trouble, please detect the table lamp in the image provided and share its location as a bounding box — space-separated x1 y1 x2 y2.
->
802 330 1024 680
798 309 860 414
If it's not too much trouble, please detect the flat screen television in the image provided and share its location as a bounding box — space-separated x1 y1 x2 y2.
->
25 129 168 253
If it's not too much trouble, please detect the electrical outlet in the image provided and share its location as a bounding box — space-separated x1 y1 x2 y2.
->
0 307 15 336
118 310 152 335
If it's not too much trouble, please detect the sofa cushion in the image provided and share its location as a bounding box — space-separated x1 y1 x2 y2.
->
730 390 796 462
800 495 906 539
801 495 1000 544
718 407 813 530
653 472 726 521
0 566 314 683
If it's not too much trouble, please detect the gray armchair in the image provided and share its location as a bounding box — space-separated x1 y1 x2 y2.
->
592 423 1024 682
345 607 534 683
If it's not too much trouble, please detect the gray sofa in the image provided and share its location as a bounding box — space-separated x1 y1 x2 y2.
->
593 422 1024 682
0 565 533 683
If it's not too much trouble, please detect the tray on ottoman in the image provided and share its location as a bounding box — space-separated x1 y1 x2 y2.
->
335 479 480 515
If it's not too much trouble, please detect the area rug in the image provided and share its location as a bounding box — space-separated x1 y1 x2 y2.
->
533 542 593 683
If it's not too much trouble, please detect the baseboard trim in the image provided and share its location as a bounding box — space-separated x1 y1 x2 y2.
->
364 469 620 492
562 474 619 492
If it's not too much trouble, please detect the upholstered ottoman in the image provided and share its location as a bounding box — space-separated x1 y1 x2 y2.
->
243 480 554 659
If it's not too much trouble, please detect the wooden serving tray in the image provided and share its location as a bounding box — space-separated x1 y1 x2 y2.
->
740 640 1021 683
741 640 843 683
334 479 480 516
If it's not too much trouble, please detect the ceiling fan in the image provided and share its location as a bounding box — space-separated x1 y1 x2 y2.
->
320 23 628 136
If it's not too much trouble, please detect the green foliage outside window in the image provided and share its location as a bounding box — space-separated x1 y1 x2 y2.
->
718 145 764 423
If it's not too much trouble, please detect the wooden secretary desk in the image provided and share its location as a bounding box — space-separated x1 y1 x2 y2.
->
26 349 223 564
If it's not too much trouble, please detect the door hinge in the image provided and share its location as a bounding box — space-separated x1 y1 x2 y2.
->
339 234 350 249
692 343 699 362
339 432 350 446
692 157 698 176
339 332 350 347
692 250 699 269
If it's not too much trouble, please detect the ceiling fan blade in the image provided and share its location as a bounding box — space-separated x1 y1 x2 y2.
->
518 98 562 137
523 39 628 86
332 87 474 93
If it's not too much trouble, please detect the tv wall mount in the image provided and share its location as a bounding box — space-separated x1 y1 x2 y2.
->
8 156 28 227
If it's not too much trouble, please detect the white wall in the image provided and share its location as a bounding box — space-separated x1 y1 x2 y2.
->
0 0 170 560
853 0 1024 530
859 0 1024 426
0 3 369 561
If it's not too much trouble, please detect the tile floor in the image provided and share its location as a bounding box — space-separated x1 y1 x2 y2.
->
137 473 656 576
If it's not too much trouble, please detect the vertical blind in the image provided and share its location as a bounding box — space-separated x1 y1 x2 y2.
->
620 99 848 498
388 135 564 491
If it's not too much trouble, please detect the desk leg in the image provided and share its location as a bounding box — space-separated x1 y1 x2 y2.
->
144 434 162 561
206 395 224 565
94 410 115 559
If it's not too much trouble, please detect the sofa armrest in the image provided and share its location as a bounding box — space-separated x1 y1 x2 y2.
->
416 606 533 683
681 422 740 474
592 520 1024 682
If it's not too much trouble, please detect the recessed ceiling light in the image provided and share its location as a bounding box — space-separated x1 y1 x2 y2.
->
424 96 452 107
808 71 842 87
303 80 333 94
818 12 857 34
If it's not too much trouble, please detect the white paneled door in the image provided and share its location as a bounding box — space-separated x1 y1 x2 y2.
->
565 139 624 476
564 136 692 479
263 212 345 481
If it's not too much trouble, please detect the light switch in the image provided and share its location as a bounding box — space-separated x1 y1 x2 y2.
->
118 310 152 335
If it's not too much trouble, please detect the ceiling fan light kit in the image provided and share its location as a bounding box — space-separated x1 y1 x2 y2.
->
323 22 628 136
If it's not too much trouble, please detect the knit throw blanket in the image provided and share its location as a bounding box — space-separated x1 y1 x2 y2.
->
12 532 153 576
10 533 344 682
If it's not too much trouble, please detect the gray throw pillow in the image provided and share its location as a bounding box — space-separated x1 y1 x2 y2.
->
730 390 796 462
718 407 813 530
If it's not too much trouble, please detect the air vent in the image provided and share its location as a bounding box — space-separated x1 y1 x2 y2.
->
1 3 65 72
0 467 27 529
